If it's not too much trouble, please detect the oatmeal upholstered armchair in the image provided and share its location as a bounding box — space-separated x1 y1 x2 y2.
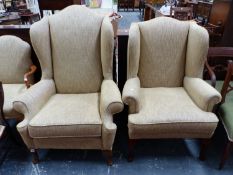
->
122 17 222 161
0 35 36 122
13 5 123 165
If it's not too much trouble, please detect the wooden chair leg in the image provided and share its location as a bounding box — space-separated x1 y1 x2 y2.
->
199 138 211 161
219 140 233 170
30 149 39 164
128 139 137 162
102 150 113 166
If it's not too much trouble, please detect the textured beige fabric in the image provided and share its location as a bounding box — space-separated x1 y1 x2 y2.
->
129 122 217 139
29 94 102 138
137 17 189 87
101 16 114 80
128 88 218 139
100 80 123 150
186 22 209 78
127 23 140 79
184 77 222 112
33 137 102 149
15 6 121 151
49 5 104 93
14 80 56 148
0 35 32 84
30 17 53 79
122 77 141 114
2 84 25 119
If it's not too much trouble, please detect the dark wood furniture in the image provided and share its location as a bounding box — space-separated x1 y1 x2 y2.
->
0 12 21 25
19 13 40 24
118 0 135 11
171 6 193 20
195 0 212 24
205 47 233 86
38 0 81 17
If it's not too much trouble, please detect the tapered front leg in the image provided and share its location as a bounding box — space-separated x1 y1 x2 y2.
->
128 139 137 162
30 149 39 164
199 139 211 161
219 141 233 170
102 150 113 166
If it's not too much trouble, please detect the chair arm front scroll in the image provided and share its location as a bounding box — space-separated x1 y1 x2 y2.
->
13 79 56 149
205 61 216 87
24 65 37 88
184 76 221 112
122 77 140 114
14 79 56 127
100 80 123 150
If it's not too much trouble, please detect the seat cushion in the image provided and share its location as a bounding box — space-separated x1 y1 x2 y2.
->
3 84 25 119
216 81 233 141
29 93 102 138
128 87 218 139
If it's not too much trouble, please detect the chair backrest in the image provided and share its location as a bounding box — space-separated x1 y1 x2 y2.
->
30 5 114 94
127 17 209 88
206 47 233 85
0 35 32 84
221 60 233 103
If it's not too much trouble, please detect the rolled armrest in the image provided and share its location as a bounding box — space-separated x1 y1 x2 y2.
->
13 79 56 128
184 76 221 112
122 77 140 114
100 80 123 150
100 80 123 127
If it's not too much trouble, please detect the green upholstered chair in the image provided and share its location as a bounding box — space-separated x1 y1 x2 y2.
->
206 47 233 169
122 17 222 161
218 62 233 169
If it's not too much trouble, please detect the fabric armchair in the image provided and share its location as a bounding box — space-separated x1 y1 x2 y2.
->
123 17 221 161
13 5 123 165
0 35 36 121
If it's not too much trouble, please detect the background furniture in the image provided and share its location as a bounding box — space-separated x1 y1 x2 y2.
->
122 17 221 161
38 0 81 17
205 47 233 169
171 6 193 20
218 60 233 169
0 35 36 121
13 5 123 165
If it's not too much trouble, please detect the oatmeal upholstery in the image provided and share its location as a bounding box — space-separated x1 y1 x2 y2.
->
13 5 123 151
123 17 221 139
0 35 32 119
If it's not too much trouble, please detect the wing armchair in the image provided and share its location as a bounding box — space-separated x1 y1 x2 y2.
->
0 35 36 122
122 17 222 161
13 5 123 165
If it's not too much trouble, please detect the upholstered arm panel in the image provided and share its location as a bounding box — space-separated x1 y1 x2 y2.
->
186 22 209 78
100 80 123 150
184 77 221 112
122 77 140 114
101 16 114 80
0 35 32 84
127 23 140 79
13 79 56 148
30 17 53 79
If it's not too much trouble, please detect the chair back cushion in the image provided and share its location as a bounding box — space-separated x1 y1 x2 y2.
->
138 17 189 87
49 5 104 93
0 35 32 84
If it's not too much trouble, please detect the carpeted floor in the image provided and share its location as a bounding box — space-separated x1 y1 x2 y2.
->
0 123 233 175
